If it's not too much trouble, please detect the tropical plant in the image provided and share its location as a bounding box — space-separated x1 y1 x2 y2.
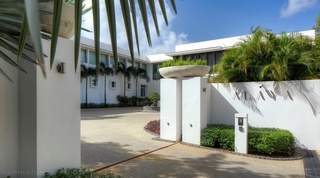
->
100 62 114 105
80 64 97 107
160 57 207 68
116 62 131 96
148 91 160 105
127 66 149 96
0 0 177 81
213 27 320 83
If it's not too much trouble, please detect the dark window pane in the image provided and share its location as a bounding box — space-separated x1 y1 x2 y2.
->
81 49 87 63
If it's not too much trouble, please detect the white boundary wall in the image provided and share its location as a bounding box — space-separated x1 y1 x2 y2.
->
210 80 320 150
0 37 80 177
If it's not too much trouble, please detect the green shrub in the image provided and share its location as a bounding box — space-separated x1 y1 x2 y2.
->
201 124 295 156
117 95 149 107
43 167 120 178
201 125 234 151
160 57 207 68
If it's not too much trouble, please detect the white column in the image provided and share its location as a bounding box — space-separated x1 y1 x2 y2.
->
235 113 248 154
182 77 209 145
160 79 182 141
19 37 80 177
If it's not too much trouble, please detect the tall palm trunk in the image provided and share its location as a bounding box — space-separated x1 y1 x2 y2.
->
124 76 126 96
104 76 107 105
85 77 88 107
135 77 139 97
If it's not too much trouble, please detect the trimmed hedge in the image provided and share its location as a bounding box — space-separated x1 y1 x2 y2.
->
201 124 295 156
43 167 120 178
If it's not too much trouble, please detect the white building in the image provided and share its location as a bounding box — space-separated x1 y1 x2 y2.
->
81 30 315 105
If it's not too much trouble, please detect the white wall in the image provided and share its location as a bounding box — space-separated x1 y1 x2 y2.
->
210 80 320 150
0 51 19 177
18 37 80 177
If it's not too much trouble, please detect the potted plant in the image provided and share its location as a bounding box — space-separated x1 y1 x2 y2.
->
39 1 75 38
143 92 160 112
158 57 210 79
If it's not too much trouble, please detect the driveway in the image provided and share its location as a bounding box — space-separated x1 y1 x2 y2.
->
81 107 305 178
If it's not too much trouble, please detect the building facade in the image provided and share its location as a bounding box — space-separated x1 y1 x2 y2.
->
81 30 315 105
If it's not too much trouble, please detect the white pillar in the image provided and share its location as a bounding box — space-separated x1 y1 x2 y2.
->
160 79 182 141
182 77 209 145
18 37 80 177
235 113 248 154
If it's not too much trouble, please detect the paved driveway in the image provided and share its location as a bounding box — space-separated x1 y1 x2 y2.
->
81 107 305 178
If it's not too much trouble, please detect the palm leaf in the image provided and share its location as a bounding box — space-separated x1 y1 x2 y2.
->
49 0 63 69
148 0 160 36
129 0 140 55
17 13 28 62
0 68 13 83
138 0 152 46
74 0 83 72
92 0 100 74
170 0 177 14
158 0 168 25
120 0 135 64
0 38 37 65
105 0 118 68
24 0 46 77
0 50 26 73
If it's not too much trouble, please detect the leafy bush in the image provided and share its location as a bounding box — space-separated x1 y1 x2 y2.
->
116 95 149 106
160 57 207 68
148 92 160 105
43 167 120 178
201 125 234 151
201 124 295 156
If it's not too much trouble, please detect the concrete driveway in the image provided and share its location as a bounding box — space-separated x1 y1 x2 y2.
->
81 107 305 178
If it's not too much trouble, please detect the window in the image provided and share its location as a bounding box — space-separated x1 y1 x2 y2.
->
110 56 115 67
135 62 140 68
100 54 108 66
142 64 147 70
91 77 98 87
89 51 96 65
140 85 147 97
109 80 117 89
127 82 132 90
207 52 215 68
152 63 161 80
127 60 132 67
81 49 87 63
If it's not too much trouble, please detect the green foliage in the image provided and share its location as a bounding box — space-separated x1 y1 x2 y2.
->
248 128 294 156
213 27 320 82
201 124 295 156
81 103 119 108
201 125 235 151
148 92 160 103
43 167 120 178
116 95 149 107
160 57 207 68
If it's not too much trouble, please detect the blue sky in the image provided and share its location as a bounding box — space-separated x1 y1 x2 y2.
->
172 0 320 42
82 0 320 55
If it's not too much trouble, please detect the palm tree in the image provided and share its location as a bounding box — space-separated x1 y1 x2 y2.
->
0 0 177 81
116 62 131 96
127 66 149 97
99 62 114 105
80 64 97 107
214 27 319 83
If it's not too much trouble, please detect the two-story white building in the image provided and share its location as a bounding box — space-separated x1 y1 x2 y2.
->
81 30 315 105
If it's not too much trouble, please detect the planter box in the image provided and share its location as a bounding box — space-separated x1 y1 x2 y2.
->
159 65 210 79
39 2 74 38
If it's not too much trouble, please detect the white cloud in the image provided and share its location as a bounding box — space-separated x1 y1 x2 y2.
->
280 0 318 18
81 0 188 55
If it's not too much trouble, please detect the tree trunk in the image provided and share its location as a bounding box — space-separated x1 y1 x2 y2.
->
85 77 88 107
104 76 106 105
136 77 138 97
124 76 126 96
